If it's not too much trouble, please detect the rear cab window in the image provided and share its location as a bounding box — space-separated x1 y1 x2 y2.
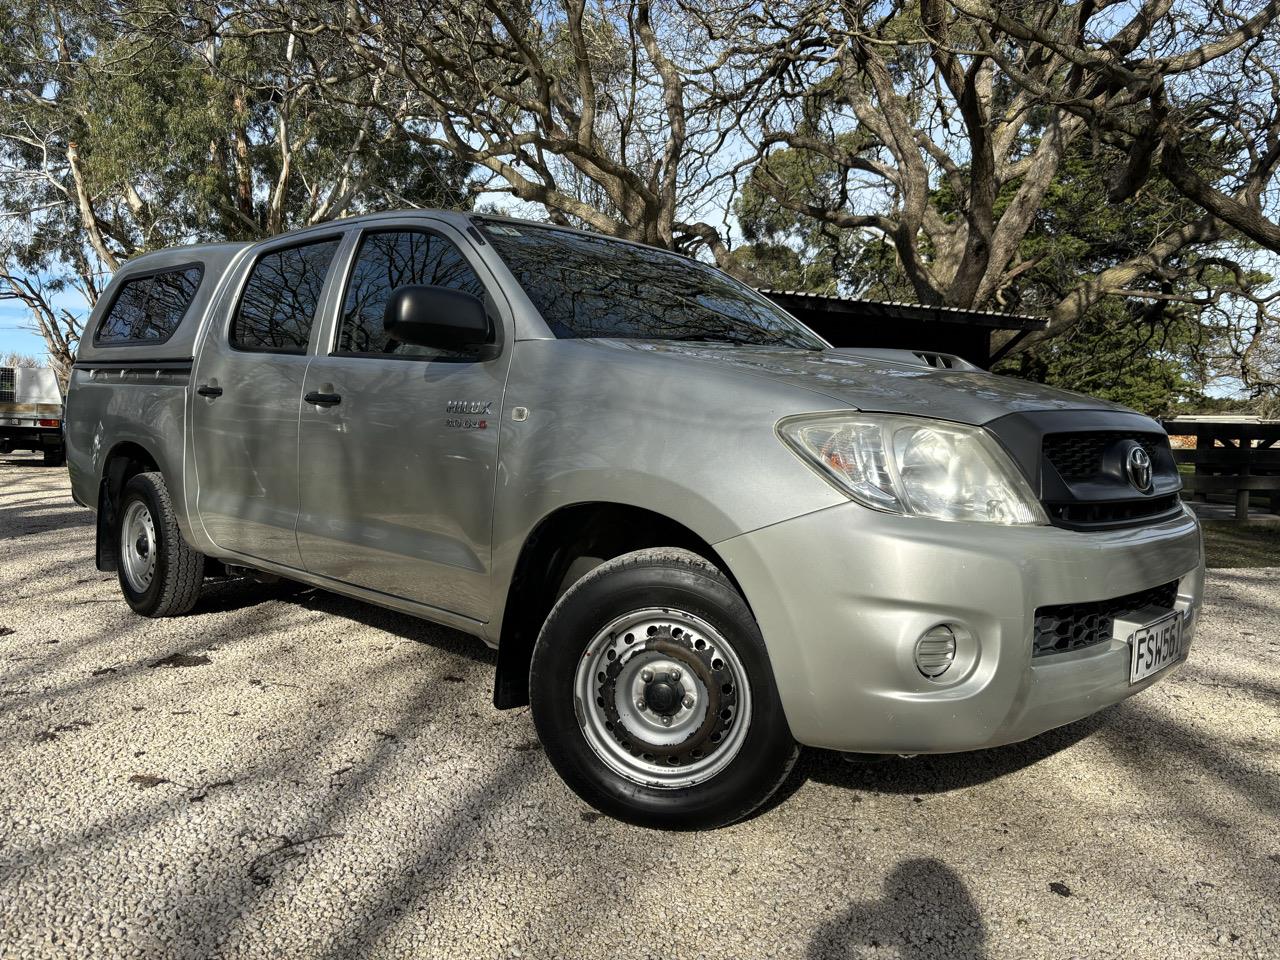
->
232 239 341 353
94 264 203 346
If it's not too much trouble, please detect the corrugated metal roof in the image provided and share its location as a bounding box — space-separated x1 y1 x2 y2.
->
1161 415 1275 424
757 288 1046 328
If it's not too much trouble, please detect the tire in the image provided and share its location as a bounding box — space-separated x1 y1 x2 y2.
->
43 446 65 467
116 472 204 617
529 547 799 829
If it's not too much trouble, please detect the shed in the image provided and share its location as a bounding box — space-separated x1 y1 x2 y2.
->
759 290 1047 369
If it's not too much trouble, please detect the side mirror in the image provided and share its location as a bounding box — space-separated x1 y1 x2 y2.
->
383 285 495 353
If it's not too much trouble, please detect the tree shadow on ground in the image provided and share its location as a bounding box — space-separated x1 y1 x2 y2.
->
1098 698 1279 816
0 454 62 468
0 503 93 537
808 857 986 959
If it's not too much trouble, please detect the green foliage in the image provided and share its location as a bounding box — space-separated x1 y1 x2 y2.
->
739 129 1272 411
995 301 1203 416
725 242 837 293
735 139 865 293
75 34 235 243
0 0 474 368
1009 139 1231 317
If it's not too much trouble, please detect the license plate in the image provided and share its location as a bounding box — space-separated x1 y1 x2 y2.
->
1128 612 1183 684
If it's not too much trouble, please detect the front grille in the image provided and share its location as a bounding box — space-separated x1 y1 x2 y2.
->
1043 431 1164 482
1040 430 1180 529
0 368 13 404
1033 580 1179 657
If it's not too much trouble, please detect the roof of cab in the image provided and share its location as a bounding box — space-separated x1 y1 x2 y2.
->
122 241 250 263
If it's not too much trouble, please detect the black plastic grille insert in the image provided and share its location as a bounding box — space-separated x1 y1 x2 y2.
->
1033 580 1179 657
1043 431 1165 482
1040 431 1181 529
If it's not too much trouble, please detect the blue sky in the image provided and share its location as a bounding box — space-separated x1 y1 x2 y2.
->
0 302 49 360
0 280 98 362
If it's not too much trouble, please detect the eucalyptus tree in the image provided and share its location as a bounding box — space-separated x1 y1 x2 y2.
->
290 0 748 264
0 0 471 376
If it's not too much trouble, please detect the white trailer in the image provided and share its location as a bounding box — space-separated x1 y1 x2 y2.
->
0 366 65 465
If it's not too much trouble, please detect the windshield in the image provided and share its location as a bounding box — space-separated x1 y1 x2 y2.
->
476 219 825 349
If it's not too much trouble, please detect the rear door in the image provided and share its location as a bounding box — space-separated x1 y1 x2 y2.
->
296 221 512 619
191 233 344 567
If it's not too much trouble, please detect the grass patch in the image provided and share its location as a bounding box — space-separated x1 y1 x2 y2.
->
1200 519 1280 568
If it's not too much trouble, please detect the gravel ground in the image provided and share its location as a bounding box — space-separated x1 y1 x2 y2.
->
1 453 1278 960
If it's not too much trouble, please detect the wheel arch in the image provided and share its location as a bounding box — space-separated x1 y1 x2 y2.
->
94 440 165 573
492 500 745 709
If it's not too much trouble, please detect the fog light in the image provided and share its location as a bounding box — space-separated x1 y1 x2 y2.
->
915 625 957 678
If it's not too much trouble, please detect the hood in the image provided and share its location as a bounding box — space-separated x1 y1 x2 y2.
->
596 340 1130 425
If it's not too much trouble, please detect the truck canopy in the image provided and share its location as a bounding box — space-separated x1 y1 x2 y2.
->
75 242 249 365
0 367 62 406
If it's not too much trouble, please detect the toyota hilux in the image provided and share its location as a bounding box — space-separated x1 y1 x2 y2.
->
64 210 1204 828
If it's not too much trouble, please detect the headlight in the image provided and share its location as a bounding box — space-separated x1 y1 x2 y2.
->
778 413 1048 525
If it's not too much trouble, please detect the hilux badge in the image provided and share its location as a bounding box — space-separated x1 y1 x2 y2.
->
445 399 493 431
1126 446 1153 492
446 400 493 415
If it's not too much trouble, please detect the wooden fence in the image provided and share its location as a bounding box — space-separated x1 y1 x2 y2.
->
1161 418 1280 521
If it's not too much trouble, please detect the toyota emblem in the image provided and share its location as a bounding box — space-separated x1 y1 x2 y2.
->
1126 445 1153 492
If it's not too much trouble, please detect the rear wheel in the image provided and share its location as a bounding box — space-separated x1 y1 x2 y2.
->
42 446 65 467
117 472 204 617
530 548 798 829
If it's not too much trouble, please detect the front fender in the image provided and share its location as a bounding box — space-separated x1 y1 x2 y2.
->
485 339 848 642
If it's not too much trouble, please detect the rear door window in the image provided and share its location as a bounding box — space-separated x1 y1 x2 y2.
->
338 230 486 357
232 238 341 353
94 264 203 345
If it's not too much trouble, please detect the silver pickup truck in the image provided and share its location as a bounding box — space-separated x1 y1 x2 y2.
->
65 210 1204 828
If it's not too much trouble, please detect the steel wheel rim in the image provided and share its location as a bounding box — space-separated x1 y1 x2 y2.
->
120 500 157 593
573 607 752 789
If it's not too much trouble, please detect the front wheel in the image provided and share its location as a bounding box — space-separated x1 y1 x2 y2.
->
116 472 204 617
529 548 798 829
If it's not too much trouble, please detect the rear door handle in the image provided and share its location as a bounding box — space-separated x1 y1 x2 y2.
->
305 391 342 407
196 384 223 398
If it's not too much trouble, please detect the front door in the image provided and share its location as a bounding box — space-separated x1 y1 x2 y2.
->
191 235 344 567
296 224 511 620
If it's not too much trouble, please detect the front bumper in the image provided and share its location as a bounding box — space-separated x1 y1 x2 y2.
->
715 502 1204 753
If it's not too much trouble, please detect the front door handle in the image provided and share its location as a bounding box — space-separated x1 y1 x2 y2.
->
305 391 342 407
196 384 223 398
